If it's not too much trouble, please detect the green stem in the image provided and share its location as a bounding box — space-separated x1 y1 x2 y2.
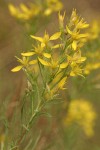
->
15 99 44 150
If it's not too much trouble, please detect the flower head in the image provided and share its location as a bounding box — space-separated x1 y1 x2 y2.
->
31 31 61 47
8 3 41 20
11 56 37 72
64 99 97 137
44 0 63 16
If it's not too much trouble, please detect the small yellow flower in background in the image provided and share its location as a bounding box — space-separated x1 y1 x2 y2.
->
84 62 100 75
88 21 100 40
63 100 97 137
44 0 63 16
8 3 41 20
8 0 63 22
84 49 100 75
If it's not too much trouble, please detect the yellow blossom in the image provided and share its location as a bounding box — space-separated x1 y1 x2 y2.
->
58 11 66 29
21 44 51 66
31 31 61 47
70 63 83 77
84 62 100 75
44 0 63 16
65 9 89 51
8 3 41 20
63 100 96 137
88 21 100 40
45 75 67 100
11 56 37 72
67 51 86 64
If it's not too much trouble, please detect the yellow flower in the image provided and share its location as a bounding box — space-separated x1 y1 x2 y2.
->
45 75 67 100
66 26 89 51
76 18 89 29
67 51 86 64
21 44 51 66
69 9 79 25
8 3 41 20
44 0 63 16
65 9 89 51
31 31 61 47
66 26 89 40
11 56 37 72
84 62 100 75
64 99 96 137
58 11 66 29
88 20 100 40
70 63 83 77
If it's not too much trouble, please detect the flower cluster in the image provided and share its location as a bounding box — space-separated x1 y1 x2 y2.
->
63 99 96 137
8 3 41 20
44 0 63 16
84 52 100 75
8 0 63 21
83 20 100 75
88 21 100 40
11 10 89 100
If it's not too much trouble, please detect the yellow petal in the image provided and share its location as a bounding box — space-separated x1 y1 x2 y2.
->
80 57 86 62
44 8 52 16
52 44 62 49
8 4 17 16
58 77 67 89
11 65 23 72
41 43 45 48
82 24 89 29
20 3 29 13
29 60 37 65
60 63 68 68
21 52 35 56
30 35 43 43
50 32 61 41
38 58 49 66
77 33 89 39
43 53 51 58
66 26 72 35
70 71 76 76
72 41 77 50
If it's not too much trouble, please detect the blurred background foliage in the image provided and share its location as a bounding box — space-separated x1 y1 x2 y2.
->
0 0 100 150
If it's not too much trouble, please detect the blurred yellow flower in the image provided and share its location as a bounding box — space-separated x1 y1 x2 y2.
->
84 50 100 75
88 21 100 40
8 0 63 21
84 62 100 74
44 0 63 16
64 100 96 137
8 3 41 20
